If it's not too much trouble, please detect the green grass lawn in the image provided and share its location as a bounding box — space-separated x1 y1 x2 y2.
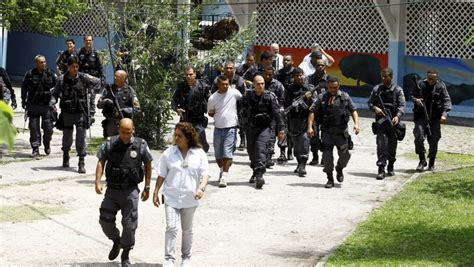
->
86 137 106 155
326 166 474 266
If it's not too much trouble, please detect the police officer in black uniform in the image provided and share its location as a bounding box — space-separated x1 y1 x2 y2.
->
98 70 141 138
78 35 103 124
368 68 406 179
95 118 153 267
284 68 315 177
21 55 57 157
56 38 77 75
236 54 255 79
241 75 285 189
412 70 452 171
243 51 274 87
171 66 210 152
0 67 17 109
210 61 247 149
276 54 295 162
262 65 285 168
308 76 360 188
306 58 329 166
51 55 98 173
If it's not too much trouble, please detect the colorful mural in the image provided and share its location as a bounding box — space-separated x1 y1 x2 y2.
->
254 45 388 97
404 56 474 107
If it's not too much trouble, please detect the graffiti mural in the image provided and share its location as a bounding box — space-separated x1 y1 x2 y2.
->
403 56 474 107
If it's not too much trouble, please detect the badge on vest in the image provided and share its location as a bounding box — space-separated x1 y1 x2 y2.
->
130 150 138 159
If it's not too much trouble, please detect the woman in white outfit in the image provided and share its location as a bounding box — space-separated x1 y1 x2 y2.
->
153 122 210 267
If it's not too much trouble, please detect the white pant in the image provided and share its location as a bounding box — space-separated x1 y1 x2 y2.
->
165 204 197 262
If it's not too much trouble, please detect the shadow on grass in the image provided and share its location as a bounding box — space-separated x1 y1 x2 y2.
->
419 169 474 199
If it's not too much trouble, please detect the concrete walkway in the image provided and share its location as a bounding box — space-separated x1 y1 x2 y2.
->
1 87 473 266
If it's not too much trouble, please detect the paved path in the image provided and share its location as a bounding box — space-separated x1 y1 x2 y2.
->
1 87 473 266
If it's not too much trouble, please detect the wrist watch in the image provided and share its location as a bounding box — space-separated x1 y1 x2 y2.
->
199 187 206 192
144 186 150 192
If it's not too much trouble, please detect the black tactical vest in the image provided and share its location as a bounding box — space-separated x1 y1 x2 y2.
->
320 93 350 132
180 81 207 122
247 91 273 127
59 73 89 112
26 68 56 105
374 84 400 116
105 136 144 185
78 48 101 77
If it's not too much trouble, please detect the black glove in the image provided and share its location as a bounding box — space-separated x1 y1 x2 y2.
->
11 96 17 110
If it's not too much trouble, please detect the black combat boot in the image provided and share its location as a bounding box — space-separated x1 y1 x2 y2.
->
44 143 51 155
78 156 86 174
266 154 275 168
31 147 40 158
255 171 265 189
249 172 256 184
277 148 287 164
108 239 121 260
416 154 427 172
335 165 344 183
387 162 395 176
287 149 294 161
428 158 435 171
325 172 334 188
309 152 319 166
376 166 385 180
298 158 307 177
294 157 301 173
62 151 70 167
121 248 131 267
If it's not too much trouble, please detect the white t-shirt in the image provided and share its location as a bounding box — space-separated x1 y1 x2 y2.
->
207 88 242 128
154 146 210 209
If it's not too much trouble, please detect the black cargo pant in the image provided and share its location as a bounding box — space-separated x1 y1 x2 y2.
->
191 122 209 153
62 112 87 157
413 118 441 160
321 130 351 173
246 126 271 173
99 186 139 249
376 125 398 167
28 104 53 149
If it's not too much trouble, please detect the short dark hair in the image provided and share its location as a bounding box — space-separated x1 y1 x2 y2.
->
84 35 93 40
327 76 339 84
292 67 304 76
246 54 255 60
65 38 75 44
381 68 393 77
67 55 79 65
260 51 273 61
263 65 274 72
217 74 229 82
184 65 195 73
175 122 202 149
310 51 323 59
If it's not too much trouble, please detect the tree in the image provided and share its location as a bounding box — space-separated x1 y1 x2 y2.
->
96 1 256 148
339 54 382 86
0 0 86 36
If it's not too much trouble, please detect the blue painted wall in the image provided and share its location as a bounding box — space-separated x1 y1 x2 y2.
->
6 32 114 83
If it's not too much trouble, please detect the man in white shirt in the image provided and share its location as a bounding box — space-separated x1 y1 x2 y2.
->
207 75 243 187
299 43 335 77
271 43 284 71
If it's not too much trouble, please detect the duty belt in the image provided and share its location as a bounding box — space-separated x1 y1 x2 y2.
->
106 183 138 190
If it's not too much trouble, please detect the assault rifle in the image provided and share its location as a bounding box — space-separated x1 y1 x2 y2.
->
283 85 320 115
375 92 405 141
412 76 432 137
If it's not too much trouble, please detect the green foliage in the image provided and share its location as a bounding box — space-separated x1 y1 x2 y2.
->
96 1 256 148
326 165 474 266
0 101 17 150
86 137 105 155
0 0 87 36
